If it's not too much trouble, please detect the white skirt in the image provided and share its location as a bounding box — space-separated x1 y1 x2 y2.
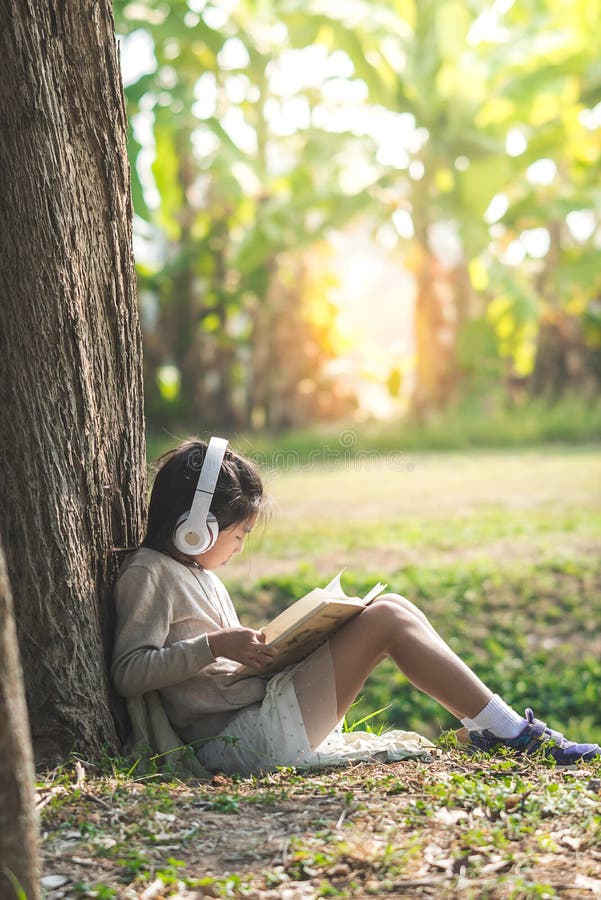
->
197 644 433 776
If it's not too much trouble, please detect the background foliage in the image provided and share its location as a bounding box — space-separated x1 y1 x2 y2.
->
114 0 601 434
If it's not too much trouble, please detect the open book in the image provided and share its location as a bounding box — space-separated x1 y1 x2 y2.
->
230 572 387 681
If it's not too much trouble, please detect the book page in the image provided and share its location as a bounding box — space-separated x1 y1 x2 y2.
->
323 570 346 595
236 600 366 679
261 590 364 645
323 570 387 604
362 581 388 604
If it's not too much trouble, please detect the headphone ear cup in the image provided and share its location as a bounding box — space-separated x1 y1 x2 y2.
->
204 513 219 551
173 511 220 555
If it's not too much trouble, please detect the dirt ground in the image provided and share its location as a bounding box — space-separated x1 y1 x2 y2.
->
40 752 601 899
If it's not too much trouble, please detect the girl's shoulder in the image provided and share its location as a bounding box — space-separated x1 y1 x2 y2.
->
117 549 228 598
116 548 200 595
118 546 180 578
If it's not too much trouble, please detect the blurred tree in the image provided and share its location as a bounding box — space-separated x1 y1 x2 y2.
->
282 0 512 414
498 0 599 397
460 0 601 397
116 0 601 425
292 0 601 410
114 0 371 429
251 245 357 428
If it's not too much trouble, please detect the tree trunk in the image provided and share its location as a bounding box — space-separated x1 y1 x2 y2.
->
0 1 146 763
0 541 41 900
412 245 457 418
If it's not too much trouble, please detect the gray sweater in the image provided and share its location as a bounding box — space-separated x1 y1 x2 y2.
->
111 548 266 742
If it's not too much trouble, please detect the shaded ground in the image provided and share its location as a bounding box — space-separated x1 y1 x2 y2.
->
40 751 601 899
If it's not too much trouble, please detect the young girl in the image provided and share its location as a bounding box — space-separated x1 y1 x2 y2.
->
112 438 600 775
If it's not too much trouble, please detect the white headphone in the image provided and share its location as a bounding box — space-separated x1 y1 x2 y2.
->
173 436 229 555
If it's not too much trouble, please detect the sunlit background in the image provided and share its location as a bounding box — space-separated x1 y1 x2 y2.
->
114 0 601 440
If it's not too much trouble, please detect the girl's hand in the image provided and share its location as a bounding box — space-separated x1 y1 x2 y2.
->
207 627 278 669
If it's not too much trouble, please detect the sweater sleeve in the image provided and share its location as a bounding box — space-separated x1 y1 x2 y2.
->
111 563 215 697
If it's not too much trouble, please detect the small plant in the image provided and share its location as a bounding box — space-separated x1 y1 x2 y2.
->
209 793 240 813
342 698 392 734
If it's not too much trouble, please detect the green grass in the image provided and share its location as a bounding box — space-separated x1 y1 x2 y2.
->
219 445 601 745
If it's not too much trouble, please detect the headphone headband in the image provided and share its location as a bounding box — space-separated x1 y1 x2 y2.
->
192 436 228 507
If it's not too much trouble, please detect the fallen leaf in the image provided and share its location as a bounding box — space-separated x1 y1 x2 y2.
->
574 873 601 895
140 879 167 900
433 807 468 825
211 774 232 786
559 833 582 851
154 811 177 822
481 858 512 875
326 863 351 877
41 874 70 888
504 790 532 810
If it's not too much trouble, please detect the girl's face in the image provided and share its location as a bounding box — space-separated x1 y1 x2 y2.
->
195 519 254 570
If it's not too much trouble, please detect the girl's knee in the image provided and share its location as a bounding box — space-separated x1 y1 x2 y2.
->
374 592 423 618
365 597 420 637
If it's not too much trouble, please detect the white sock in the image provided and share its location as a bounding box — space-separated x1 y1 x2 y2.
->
461 694 526 738
460 716 479 732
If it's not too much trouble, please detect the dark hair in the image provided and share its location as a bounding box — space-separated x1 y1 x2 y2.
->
142 439 266 558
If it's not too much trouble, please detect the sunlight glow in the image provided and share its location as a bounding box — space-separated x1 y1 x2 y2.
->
119 29 156 87
329 223 415 418
567 210 596 242
225 74 250 104
265 96 311 135
218 37 250 70
131 104 160 209
392 209 415 240
467 0 514 45
220 108 257 154
430 221 463 268
200 4 230 30
270 46 353 96
526 158 557 186
521 228 550 258
503 240 526 266
506 128 527 157
193 72 218 119
191 127 220 160
579 102 601 131
484 193 509 224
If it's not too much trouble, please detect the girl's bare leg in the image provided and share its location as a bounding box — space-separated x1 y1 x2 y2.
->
295 593 492 749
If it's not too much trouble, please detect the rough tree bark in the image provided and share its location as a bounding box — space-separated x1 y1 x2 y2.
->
0 1 146 763
0 541 41 900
